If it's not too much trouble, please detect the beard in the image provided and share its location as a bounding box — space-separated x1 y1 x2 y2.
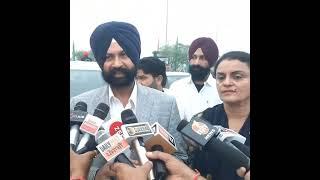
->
102 67 136 88
188 65 210 81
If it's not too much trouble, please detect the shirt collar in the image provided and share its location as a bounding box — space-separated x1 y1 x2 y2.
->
108 81 138 107
206 74 216 87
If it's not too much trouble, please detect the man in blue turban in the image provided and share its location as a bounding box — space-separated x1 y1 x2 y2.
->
70 21 188 180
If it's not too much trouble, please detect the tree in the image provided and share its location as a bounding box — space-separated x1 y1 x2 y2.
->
73 50 96 61
157 39 189 72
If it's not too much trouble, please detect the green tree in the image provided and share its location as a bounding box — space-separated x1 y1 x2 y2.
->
157 39 189 72
74 50 96 61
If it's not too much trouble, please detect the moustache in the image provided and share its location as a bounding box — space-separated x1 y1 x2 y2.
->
109 68 131 75
190 65 206 71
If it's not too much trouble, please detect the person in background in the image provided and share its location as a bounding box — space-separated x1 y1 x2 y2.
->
192 51 250 180
136 56 172 94
170 37 222 122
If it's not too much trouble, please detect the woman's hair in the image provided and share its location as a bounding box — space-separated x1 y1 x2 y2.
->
213 51 250 76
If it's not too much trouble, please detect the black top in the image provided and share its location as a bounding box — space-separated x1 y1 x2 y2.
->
191 104 250 180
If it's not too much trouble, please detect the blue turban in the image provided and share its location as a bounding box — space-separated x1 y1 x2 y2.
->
90 21 141 70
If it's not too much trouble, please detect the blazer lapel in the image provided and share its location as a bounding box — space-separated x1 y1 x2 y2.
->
136 84 153 122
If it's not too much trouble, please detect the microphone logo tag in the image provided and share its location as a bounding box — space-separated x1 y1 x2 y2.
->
96 133 130 161
168 135 176 147
109 121 123 136
158 124 176 147
205 129 216 140
80 114 104 136
191 120 209 135
70 110 88 122
126 124 153 136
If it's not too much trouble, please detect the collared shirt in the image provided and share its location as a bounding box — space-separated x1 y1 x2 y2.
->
108 81 137 122
163 88 173 96
169 74 222 121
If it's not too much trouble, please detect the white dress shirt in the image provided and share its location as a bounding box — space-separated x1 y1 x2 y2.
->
163 88 174 96
169 74 222 121
101 82 137 131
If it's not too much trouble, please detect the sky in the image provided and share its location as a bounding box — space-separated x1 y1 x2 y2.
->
70 0 250 58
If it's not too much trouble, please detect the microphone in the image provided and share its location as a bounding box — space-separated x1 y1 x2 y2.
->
145 122 177 154
177 118 250 171
230 140 250 157
150 145 167 180
70 101 87 151
145 122 177 180
95 130 135 167
121 109 155 180
212 125 250 157
79 103 109 135
214 125 246 144
102 119 124 136
76 103 110 154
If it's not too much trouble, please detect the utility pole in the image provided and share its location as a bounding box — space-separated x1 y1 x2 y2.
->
72 40 76 61
165 0 168 45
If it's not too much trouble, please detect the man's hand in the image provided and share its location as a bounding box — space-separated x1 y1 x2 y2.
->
94 163 116 180
236 167 250 180
146 151 205 180
94 158 140 180
110 161 153 180
70 148 97 178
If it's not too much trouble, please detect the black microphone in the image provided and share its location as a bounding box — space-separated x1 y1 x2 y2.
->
145 122 177 180
95 130 135 167
70 101 87 151
121 109 155 180
177 119 250 171
151 145 167 180
230 140 250 158
76 103 109 154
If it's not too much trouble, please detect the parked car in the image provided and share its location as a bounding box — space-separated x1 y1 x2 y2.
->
70 61 190 98
70 61 104 98
165 71 190 88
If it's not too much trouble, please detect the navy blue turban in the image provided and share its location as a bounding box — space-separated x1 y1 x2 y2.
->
90 21 141 70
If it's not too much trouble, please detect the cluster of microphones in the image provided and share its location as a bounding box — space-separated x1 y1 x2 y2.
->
70 101 250 180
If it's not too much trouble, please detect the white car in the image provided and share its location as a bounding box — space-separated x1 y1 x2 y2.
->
70 61 190 98
70 61 105 98
165 71 190 88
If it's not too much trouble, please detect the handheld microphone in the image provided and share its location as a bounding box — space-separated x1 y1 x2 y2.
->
70 101 87 151
145 122 177 154
121 109 155 180
79 103 109 136
102 119 124 136
76 103 109 154
214 125 246 144
177 118 250 171
212 125 250 157
95 130 135 167
145 122 177 180
76 133 94 154
230 140 250 157
150 145 167 180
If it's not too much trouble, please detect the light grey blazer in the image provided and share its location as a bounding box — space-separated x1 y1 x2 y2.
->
70 83 188 180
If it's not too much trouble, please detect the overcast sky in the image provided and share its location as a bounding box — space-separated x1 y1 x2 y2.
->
70 0 250 57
